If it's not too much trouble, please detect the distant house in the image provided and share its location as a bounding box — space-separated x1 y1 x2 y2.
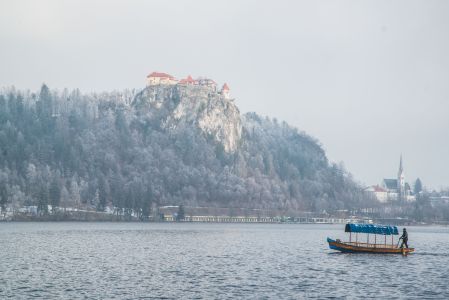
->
364 185 388 203
146 72 178 86
381 178 400 200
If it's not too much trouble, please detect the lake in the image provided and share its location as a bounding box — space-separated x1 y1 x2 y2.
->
0 223 448 299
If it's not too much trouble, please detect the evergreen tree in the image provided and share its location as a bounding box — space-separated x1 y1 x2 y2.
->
414 178 423 195
37 84 53 119
177 204 185 221
98 176 108 211
141 189 152 220
49 179 61 213
0 182 8 213
92 189 100 209
70 179 81 209
37 184 49 215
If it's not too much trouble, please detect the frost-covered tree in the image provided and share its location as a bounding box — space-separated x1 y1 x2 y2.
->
0 182 8 213
0 84 382 218
49 178 61 213
414 178 423 195
70 179 81 209
60 186 70 211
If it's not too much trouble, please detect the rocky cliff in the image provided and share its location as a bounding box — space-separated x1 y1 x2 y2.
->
133 85 242 152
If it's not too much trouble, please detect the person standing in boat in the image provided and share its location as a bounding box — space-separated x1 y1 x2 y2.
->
399 228 409 248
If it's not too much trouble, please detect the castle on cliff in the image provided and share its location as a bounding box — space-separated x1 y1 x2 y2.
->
146 72 230 99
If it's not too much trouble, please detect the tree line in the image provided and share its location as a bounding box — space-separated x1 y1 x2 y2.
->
0 84 376 218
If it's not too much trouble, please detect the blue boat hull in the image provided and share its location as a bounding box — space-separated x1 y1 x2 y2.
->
327 237 414 254
327 238 357 253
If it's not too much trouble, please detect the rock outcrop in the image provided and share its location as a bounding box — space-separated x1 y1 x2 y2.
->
133 84 242 152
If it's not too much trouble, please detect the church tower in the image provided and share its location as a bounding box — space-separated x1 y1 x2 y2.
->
397 155 405 201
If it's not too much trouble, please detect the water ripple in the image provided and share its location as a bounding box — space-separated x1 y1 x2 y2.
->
0 223 448 299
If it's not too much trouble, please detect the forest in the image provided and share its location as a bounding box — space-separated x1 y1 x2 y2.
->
0 84 377 219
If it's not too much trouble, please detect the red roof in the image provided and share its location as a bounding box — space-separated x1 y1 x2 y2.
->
373 186 387 193
179 75 196 84
222 83 230 91
147 72 175 79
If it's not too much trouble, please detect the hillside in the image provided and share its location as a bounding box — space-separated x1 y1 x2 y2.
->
0 84 369 217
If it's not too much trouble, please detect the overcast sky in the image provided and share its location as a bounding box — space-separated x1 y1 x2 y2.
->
1 0 448 189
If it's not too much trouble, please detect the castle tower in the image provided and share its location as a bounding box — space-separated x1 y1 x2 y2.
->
397 155 405 201
221 83 230 99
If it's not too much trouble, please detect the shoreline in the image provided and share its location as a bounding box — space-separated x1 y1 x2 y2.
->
1 219 446 226
2 210 447 226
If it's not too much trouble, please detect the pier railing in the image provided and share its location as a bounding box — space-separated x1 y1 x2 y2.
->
162 215 371 224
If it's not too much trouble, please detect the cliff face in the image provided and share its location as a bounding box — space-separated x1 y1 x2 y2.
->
133 85 242 152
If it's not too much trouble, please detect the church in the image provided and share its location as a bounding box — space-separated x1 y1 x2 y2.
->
365 156 416 202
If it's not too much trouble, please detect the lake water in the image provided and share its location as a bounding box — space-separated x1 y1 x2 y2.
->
0 223 448 299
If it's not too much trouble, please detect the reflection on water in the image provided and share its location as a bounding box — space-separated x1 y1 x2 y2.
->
0 223 448 299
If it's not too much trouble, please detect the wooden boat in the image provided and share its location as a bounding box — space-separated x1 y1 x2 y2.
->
327 224 414 255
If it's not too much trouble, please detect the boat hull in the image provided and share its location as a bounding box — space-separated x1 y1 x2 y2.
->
327 238 414 254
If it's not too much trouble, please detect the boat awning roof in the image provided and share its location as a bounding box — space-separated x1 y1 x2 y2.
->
345 223 399 235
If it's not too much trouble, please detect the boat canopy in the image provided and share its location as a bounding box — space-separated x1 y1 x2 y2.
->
345 223 399 235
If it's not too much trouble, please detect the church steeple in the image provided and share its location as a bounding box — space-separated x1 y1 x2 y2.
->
398 154 403 175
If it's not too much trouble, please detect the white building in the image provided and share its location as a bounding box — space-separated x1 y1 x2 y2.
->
363 185 388 202
146 72 178 86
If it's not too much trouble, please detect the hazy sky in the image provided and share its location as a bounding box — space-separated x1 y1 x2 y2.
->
1 0 448 188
